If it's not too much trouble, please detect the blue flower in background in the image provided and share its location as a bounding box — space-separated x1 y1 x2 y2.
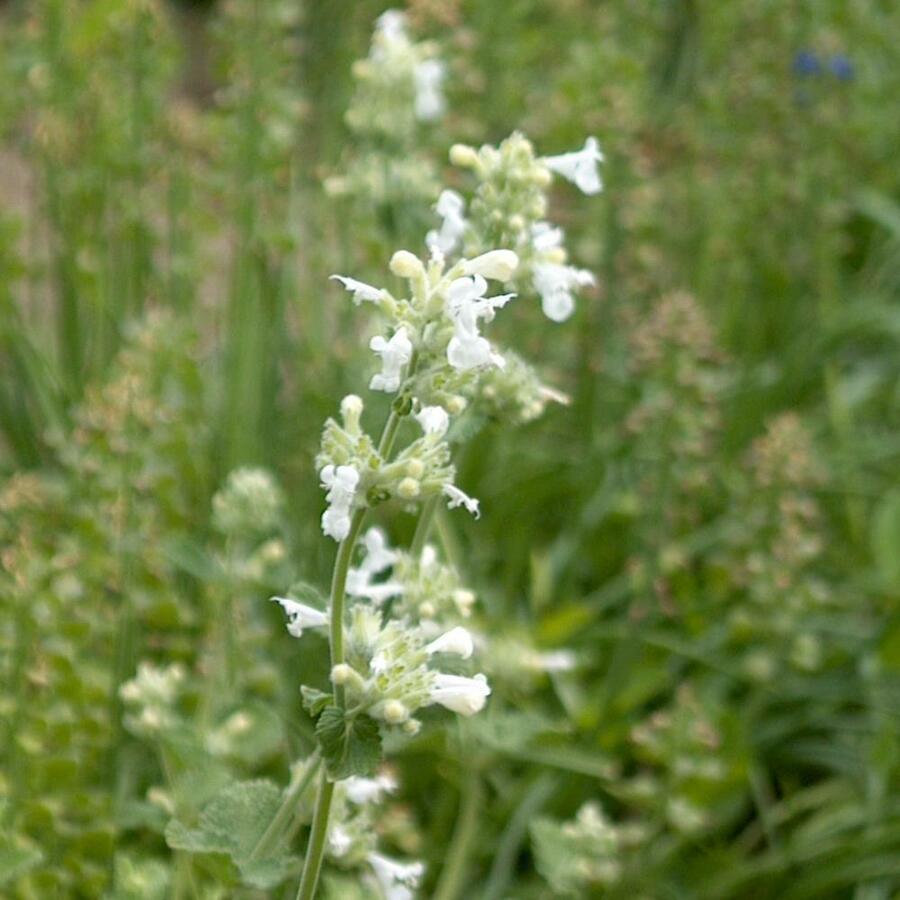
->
829 54 854 81
792 50 821 76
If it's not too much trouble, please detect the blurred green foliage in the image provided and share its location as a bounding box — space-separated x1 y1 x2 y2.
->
1 0 900 897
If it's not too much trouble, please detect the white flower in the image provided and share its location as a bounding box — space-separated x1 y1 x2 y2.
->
416 405 449 437
426 626 475 659
543 136 604 195
320 464 359 541
270 597 328 638
368 852 425 900
370 327 413 393
429 672 491 716
414 58 446 121
330 274 383 305
531 221 564 253
374 9 408 46
463 249 519 281
344 773 398 805
329 825 351 858
442 483 480 518
359 527 398 575
445 276 512 371
533 261 595 322
346 567 405 604
426 189 467 256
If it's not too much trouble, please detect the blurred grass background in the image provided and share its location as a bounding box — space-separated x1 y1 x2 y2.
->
1 0 900 897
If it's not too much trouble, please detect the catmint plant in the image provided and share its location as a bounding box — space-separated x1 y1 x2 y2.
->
277 243 531 898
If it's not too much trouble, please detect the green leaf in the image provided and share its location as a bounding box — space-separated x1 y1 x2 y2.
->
315 706 382 780
301 686 333 718
165 780 299 889
0 844 43 887
871 490 900 590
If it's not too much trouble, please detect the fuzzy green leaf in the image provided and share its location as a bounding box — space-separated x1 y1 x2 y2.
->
315 706 382 780
301 686 333 718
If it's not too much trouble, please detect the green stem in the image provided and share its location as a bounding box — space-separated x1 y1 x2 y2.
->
329 508 367 709
410 495 439 556
294 774 335 900
251 753 322 861
432 769 484 900
295 355 417 899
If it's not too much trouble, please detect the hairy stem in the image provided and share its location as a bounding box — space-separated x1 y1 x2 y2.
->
294 775 335 900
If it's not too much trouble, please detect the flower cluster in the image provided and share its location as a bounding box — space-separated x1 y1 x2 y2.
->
119 662 186 738
325 9 445 207
211 466 285 538
427 131 602 321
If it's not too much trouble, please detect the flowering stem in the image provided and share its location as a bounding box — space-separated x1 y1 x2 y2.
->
295 774 335 900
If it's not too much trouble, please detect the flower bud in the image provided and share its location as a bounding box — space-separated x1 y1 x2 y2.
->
464 250 519 282
397 477 421 499
383 699 409 724
331 663 354 685
533 165 552 187
419 601 436 619
446 395 467 415
402 718 421 735
406 459 425 479
390 250 425 279
449 143 479 168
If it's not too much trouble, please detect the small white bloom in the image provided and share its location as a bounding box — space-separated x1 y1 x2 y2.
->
329 824 352 858
346 567 405 604
330 274 383 304
369 853 424 900
414 58 446 121
445 276 511 371
426 626 475 659
531 221 565 253
463 249 519 281
429 672 491 716
359 527 399 575
533 262 595 323
370 327 413 393
271 596 328 638
320 464 359 541
344 773 398 805
543 136 604 195
426 189 467 256
442 483 480 518
416 405 449 437
375 9 408 46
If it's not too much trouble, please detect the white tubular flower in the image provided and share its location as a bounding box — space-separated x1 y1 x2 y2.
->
359 527 398 575
389 250 425 279
445 276 511 371
368 852 425 900
426 189 467 256
270 597 328 638
429 672 491 716
414 58 446 121
320 464 359 541
543 136 604 195
463 249 519 281
346 568 405 604
442 483 480 518
533 262 595 323
416 405 449 437
370 327 413 392
531 221 565 253
344 773 398 805
330 274 384 305
374 9 408 46
425 626 475 659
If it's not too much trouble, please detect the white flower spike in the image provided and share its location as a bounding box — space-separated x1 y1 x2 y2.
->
330 274 383 305
429 672 491 716
270 597 328 638
543 136 604 195
443 483 480 518
370 327 413 392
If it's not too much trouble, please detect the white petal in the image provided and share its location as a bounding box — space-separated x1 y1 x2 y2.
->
416 405 449 436
426 627 475 659
543 137 604 195
442 483 480 518
330 274 383 304
429 672 491 716
270 597 328 637
463 250 519 281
